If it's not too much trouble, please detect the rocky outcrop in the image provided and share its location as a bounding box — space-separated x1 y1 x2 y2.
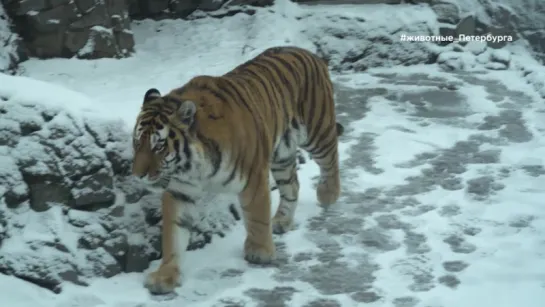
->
0 3 26 73
2 0 135 59
300 4 438 72
0 98 148 293
0 0 273 61
0 81 307 293
294 0 544 62
0 95 245 293
430 0 545 61
480 0 545 61
128 0 274 20
3 0 541 64
291 0 403 3
436 41 513 71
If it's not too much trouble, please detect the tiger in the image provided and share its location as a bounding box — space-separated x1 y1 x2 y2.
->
131 46 344 294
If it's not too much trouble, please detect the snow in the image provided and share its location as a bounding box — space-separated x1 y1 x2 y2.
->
2 0 545 306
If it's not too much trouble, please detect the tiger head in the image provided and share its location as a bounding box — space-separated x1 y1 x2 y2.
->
131 88 202 184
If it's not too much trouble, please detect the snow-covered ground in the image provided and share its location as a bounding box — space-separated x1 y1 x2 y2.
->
2 0 545 306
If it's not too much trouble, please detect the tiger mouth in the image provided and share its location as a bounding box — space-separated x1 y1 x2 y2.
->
147 174 160 181
137 173 161 185
148 174 171 189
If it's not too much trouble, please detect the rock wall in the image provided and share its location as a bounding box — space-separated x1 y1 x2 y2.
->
458 0 545 62
0 82 306 293
0 0 272 62
2 0 135 59
128 0 274 20
0 98 150 292
0 94 254 293
301 4 438 72
2 0 543 66
0 3 26 73
403 0 545 62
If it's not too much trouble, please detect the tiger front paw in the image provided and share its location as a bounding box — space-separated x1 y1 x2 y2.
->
244 238 276 265
144 263 181 294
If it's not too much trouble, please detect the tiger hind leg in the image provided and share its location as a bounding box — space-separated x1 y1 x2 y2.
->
238 168 276 264
271 126 301 234
304 124 342 206
271 154 300 234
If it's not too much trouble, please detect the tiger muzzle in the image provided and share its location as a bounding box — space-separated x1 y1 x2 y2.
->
132 150 162 182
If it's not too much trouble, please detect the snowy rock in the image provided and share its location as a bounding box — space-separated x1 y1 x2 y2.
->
484 62 508 70
292 0 402 3
0 152 28 208
489 49 511 65
302 7 438 72
464 41 487 55
0 87 306 292
0 207 88 293
437 51 477 71
475 51 490 65
451 0 545 57
128 0 273 19
0 4 26 73
431 1 460 24
0 97 151 291
0 104 119 212
521 68 545 98
2 0 134 59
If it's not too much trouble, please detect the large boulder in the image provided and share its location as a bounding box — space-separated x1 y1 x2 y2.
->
2 0 134 59
298 3 438 71
0 0 275 61
425 0 545 61
476 0 545 61
0 75 242 293
128 0 274 20
0 3 26 73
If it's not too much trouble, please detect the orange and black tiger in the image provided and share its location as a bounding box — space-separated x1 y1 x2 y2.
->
131 46 344 294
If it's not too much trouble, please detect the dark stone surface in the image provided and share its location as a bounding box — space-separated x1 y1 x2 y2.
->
3 0 541 68
1 0 275 63
3 0 134 59
300 6 438 72
128 0 272 20
0 3 27 73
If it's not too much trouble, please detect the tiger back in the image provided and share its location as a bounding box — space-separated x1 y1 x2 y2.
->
132 46 344 295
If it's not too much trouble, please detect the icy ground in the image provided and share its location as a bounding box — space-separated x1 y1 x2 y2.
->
2 1 545 306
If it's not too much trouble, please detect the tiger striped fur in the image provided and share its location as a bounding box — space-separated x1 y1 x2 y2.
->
131 46 344 294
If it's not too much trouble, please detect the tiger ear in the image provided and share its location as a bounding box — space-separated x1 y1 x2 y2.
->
178 100 196 126
143 88 161 104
